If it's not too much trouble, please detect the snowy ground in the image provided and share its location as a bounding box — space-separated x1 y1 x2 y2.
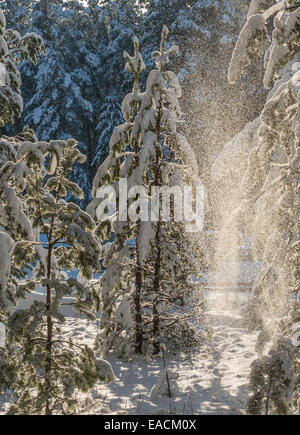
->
73 291 258 415
0 291 258 415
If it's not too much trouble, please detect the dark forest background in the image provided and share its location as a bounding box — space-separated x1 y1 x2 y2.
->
0 0 266 210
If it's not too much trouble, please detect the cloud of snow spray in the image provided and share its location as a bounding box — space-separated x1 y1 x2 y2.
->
179 52 267 314
199 56 300 326
209 180 242 312
176 60 266 313
204 125 256 313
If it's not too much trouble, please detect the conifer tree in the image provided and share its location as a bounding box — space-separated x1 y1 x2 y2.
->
0 137 117 415
92 92 123 169
0 7 114 414
88 35 147 356
89 27 204 358
0 7 44 127
3 0 101 199
228 0 300 414
0 5 44 315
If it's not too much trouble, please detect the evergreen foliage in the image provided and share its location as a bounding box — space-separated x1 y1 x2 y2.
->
228 0 300 415
89 27 205 358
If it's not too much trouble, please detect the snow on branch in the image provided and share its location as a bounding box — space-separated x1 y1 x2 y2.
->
0 232 15 313
228 0 300 87
228 13 271 83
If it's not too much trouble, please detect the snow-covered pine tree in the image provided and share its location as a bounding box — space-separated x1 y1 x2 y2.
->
0 0 37 136
228 0 300 88
88 35 147 357
228 0 300 414
138 0 204 69
0 138 116 415
0 5 45 316
0 6 44 127
0 128 40 306
90 27 204 358
139 25 203 355
142 217 206 354
0 6 114 414
5 0 101 202
90 0 142 173
139 1 266 240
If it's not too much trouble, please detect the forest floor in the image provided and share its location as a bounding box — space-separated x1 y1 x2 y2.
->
77 290 258 415
0 291 258 415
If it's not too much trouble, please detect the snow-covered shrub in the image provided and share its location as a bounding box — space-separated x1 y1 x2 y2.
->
247 337 295 415
150 369 181 400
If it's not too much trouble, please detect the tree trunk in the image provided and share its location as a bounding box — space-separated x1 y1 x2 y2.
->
134 251 143 354
45 243 53 415
153 222 161 355
152 96 162 355
41 0 48 16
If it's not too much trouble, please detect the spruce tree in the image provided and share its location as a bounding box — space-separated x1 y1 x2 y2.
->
92 92 123 169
